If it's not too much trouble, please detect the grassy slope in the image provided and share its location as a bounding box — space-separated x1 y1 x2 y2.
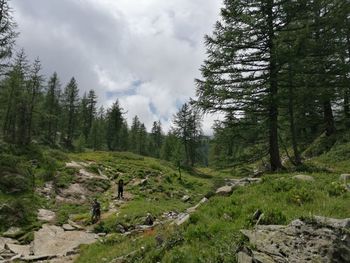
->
75 149 350 263
1 144 349 262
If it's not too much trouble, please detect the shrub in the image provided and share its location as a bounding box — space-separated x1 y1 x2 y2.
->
287 187 314 206
260 209 287 225
327 182 347 197
270 179 296 192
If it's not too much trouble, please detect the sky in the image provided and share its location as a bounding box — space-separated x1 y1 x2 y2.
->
11 0 223 134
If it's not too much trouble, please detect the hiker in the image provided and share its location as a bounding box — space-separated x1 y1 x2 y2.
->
118 178 124 199
91 199 101 223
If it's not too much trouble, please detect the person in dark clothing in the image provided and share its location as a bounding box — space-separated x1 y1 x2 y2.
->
118 179 124 199
91 199 101 223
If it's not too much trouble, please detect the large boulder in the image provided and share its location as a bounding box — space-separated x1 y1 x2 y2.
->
238 216 350 263
56 184 88 204
292 174 315 182
32 225 97 257
216 185 233 196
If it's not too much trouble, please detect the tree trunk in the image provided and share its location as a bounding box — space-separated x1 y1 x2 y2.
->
323 100 335 136
267 0 282 171
288 65 302 166
344 87 350 127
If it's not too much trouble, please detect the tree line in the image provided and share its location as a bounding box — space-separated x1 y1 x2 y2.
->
0 0 207 168
196 0 350 170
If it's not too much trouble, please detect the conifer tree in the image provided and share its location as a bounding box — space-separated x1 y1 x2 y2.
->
62 77 79 148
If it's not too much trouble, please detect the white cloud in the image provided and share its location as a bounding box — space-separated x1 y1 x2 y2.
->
11 0 222 134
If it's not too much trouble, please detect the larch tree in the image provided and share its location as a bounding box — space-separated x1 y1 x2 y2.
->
62 77 79 148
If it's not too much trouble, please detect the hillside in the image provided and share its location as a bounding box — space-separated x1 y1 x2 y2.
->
0 144 349 262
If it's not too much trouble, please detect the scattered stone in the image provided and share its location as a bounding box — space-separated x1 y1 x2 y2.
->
181 195 191 202
238 216 350 263
144 213 154 226
116 224 126 234
216 185 234 196
3 227 23 238
37 209 56 222
186 197 208 213
340 174 350 183
67 220 84 230
173 213 190 226
36 182 54 199
223 213 233 221
140 178 148 186
5 243 31 257
292 174 315 182
162 211 178 220
63 224 76 231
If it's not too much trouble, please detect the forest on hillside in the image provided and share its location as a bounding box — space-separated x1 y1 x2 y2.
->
0 0 350 173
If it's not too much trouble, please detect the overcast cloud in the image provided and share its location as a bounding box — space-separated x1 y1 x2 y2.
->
11 0 223 134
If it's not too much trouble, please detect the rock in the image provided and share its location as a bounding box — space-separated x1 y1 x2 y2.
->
116 224 126 234
36 182 54 199
237 251 252 263
57 184 88 204
0 250 16 259
63 224 76 231
292 174 315 182
65 161 83 169
216 185 233 196
239 216 350 263
186 197 208 213
37 209 56 222
181 195 191 202
144 213 154 226
21 254 56 261
173 213 190 226
32 224 97 257
79 169 108 180
162 211 178 220
0 237 18 250
67 220 84 230
3 227 23 238
5 243 31 257
140 178 148 186
313 216 350 228
340 174 350 183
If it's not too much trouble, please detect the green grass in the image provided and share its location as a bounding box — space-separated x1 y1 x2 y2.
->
76 170 349 263
1 144 349 262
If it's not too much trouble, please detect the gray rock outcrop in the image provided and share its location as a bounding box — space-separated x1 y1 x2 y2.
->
238 216 350 263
